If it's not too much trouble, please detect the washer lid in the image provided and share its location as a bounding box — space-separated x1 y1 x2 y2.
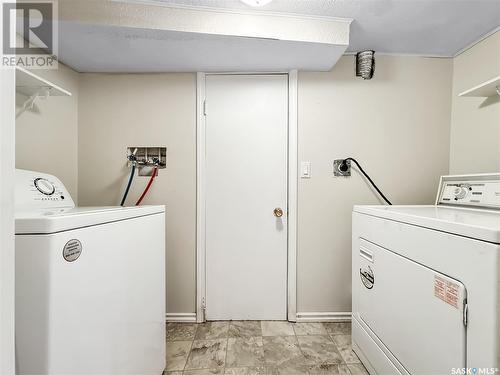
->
15 205 165 234
354 205 500 244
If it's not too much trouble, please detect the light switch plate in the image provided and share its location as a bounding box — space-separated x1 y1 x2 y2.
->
301 162 311 178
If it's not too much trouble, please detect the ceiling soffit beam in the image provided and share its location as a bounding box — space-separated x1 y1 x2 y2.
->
58 0 351 46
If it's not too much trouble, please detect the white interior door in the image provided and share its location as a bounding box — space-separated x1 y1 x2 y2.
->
205 74 288 320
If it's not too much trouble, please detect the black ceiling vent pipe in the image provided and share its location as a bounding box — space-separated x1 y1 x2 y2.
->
356 50 375 80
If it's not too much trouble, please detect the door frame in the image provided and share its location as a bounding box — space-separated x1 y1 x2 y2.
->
196 71 298 323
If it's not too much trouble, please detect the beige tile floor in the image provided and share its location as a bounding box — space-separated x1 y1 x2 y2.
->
165 321 369 375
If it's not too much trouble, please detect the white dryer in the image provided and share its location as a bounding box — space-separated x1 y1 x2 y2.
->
352 174 500 375
15 169 166 375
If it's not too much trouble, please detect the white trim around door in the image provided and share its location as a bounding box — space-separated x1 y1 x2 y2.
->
196 71 298 323
287 70 298 322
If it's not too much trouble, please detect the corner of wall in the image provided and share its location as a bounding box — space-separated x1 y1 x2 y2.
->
449 29 500 174
15 62 81 203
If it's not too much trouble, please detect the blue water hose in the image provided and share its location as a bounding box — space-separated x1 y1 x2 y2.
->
120 164 136 207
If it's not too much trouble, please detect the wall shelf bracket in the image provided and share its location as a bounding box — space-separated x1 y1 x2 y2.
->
16 88 50 118
15 67 72 119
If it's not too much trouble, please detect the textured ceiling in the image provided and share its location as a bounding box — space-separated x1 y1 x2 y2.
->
146 0 500 56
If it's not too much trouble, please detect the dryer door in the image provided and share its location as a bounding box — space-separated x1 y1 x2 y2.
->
357 239 467 375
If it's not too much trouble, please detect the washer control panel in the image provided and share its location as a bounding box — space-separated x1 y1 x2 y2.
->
437 174 500 210
15 169 75 210
34 178 56 196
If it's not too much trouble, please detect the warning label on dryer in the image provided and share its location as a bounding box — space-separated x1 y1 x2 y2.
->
434 275 460 309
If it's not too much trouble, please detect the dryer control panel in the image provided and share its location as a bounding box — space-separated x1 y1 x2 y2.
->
436 174 500 210
15 169 75 211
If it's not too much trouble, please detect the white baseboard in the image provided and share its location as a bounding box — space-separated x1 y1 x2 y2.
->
296 312 352 322
166 313 197 323
166 312 351 323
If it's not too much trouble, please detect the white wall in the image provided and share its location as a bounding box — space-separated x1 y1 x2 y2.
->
0 17 16 375
449 30 500 174
0 68 16 375
16 67 198 316
297 55 453 313
1 0 16 370
77 73 197 315
15 64 79 201
16 55 454 317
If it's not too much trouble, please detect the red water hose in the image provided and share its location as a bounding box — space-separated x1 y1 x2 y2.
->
135 167 157 206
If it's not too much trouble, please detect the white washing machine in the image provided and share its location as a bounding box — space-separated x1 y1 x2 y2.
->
352 173 500 375
15 169 166 375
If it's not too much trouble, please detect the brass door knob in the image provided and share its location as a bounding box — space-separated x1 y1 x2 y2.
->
274 208 284 218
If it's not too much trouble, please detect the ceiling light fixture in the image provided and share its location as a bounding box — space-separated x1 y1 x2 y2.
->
240 0 273 7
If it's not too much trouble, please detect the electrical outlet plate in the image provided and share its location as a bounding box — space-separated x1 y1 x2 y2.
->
334 159 351 176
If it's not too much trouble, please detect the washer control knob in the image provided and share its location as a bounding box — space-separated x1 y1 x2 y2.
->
454 186 468 200
34 178 55 196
